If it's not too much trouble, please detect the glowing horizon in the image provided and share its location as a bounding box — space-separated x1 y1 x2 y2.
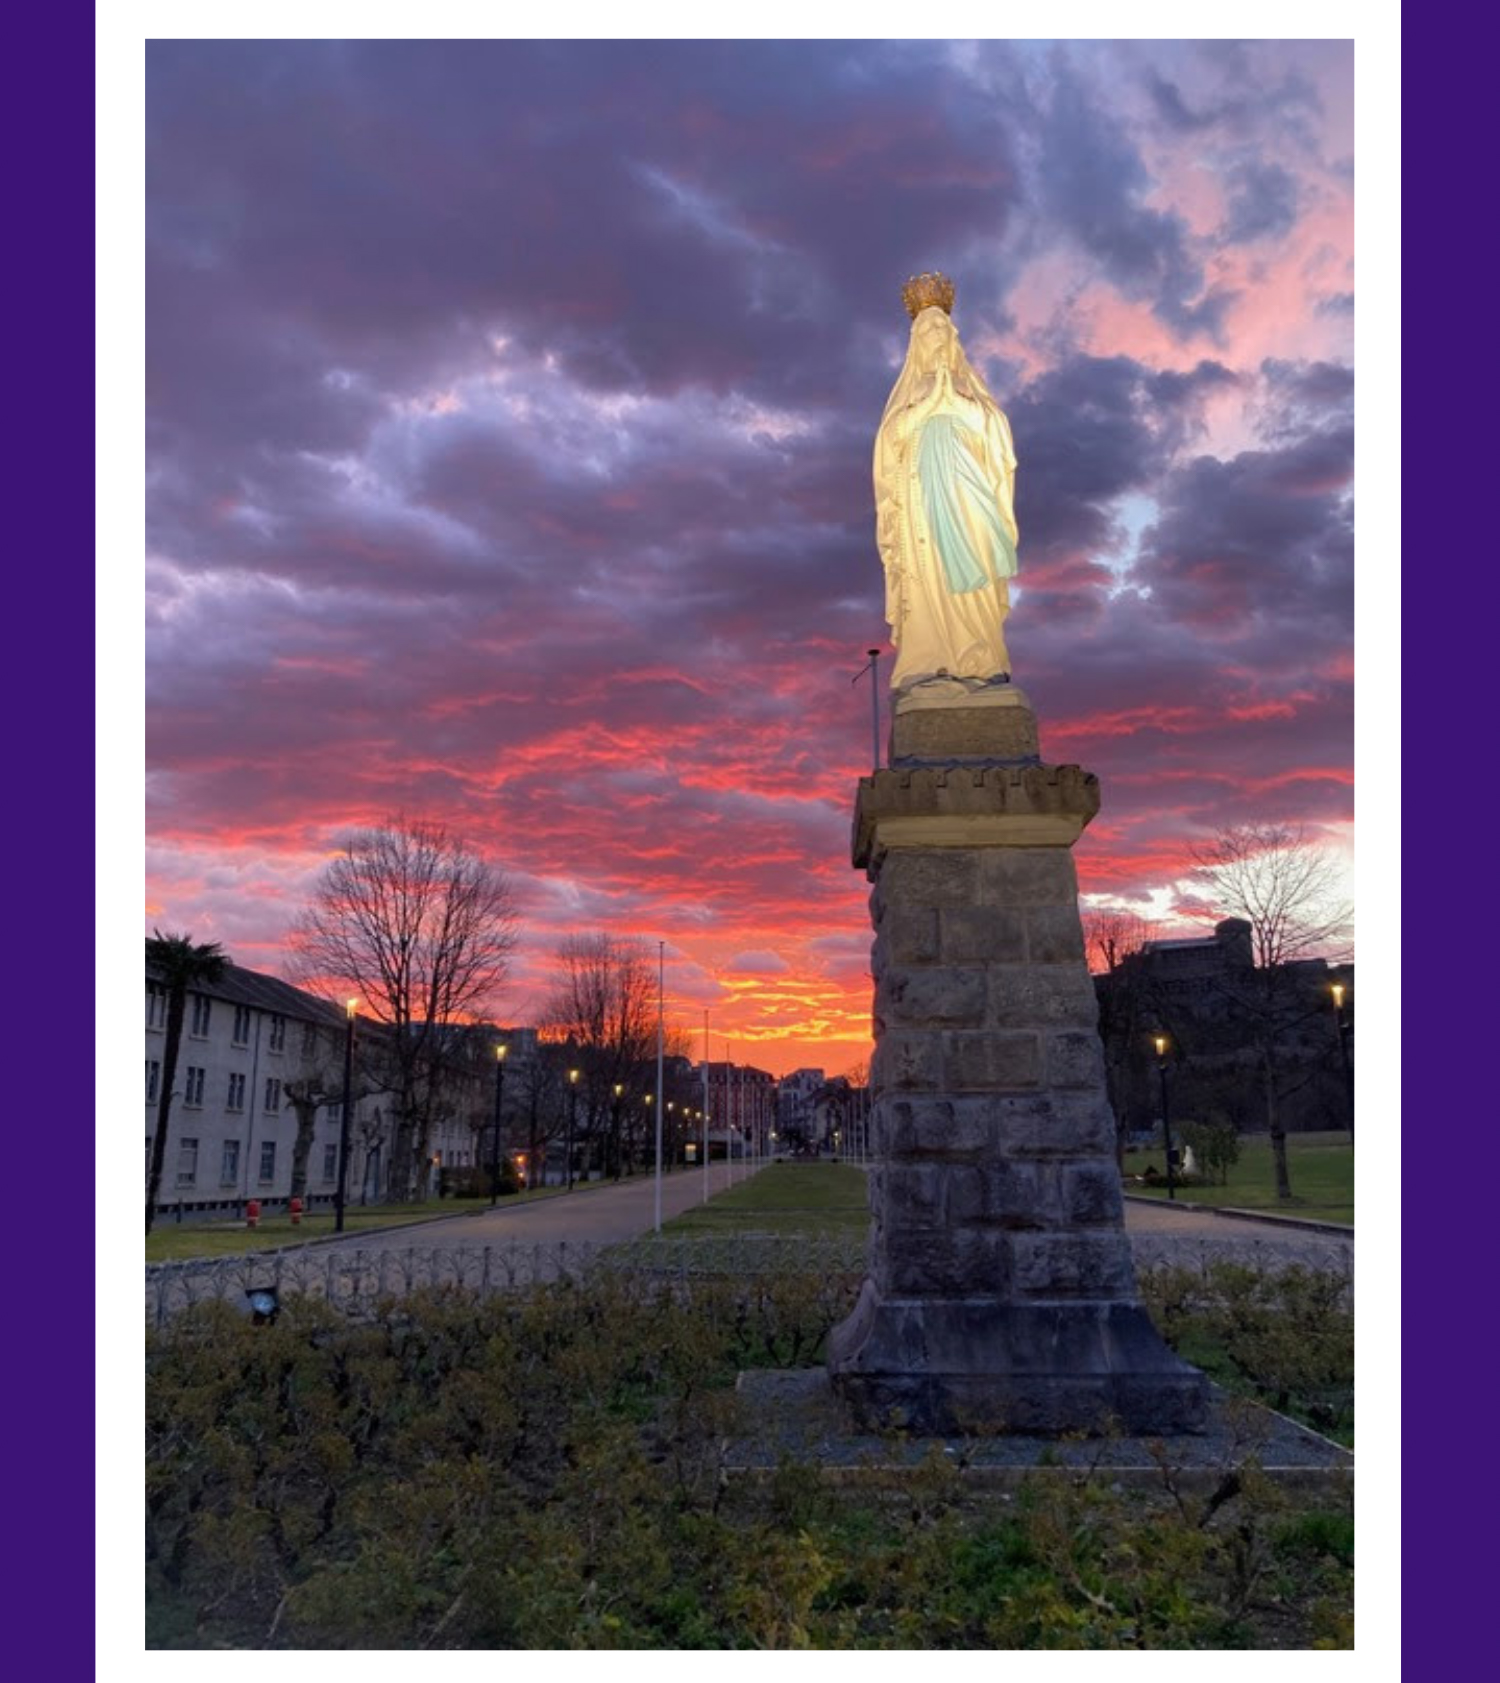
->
146 41 1353 1079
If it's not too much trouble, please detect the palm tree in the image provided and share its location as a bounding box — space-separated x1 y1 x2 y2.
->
145 931 226 1235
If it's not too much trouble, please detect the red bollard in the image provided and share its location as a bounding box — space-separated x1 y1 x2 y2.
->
246 1199 261 1229
289 1196 303 1227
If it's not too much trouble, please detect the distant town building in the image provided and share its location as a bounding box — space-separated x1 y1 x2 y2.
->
703 1060 776 1157
776 1067 825 1151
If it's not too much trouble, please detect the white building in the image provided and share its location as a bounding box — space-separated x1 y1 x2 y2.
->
145 958 392 1216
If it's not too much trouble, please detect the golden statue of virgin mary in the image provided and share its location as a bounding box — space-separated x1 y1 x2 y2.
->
874 273 1019 691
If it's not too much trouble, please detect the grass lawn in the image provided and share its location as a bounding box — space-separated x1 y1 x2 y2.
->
145 1198 494 1261
654 1160 870 1239
1123 1130 1353 1227
145 1169 688 1262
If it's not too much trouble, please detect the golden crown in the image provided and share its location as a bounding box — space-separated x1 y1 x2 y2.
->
902 271 955 319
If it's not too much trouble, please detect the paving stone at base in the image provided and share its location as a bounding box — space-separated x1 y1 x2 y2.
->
732 1368 1352 1488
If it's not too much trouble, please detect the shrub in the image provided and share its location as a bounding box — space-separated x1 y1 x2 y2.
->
439 1161 519 1199
1177 1116 1241 1186
1137 1260 1353 1441
147 1266 1352 1649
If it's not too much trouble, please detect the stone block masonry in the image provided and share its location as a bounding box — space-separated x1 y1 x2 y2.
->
828 720 1209 1436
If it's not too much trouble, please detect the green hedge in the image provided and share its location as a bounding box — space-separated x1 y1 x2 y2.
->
147 1268 1352 1649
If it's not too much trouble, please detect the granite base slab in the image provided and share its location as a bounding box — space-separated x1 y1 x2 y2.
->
827 1283 1211 1435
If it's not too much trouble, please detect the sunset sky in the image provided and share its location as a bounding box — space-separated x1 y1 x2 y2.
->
144 38 1354 1077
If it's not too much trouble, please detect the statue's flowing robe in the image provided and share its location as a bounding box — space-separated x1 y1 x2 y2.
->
874 370 1018 689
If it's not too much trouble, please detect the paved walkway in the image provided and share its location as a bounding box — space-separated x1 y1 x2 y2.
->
316 1163 1350 1257
1121 1197 1351 1244
1120 1194 1352 1280
320 1160 758 1254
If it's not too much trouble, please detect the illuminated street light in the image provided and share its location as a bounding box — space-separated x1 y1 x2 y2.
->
1153 1034 1176 1201
567 1068 580 1191
491 1043 509 1207
1331 982 1353 1139
611 1083 625 1179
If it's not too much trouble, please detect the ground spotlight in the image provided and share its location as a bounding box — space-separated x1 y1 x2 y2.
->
246 1287 280 1325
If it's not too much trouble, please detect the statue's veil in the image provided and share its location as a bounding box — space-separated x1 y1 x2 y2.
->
878 307 1002 429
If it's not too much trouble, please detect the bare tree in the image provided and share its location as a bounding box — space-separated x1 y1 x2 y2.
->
281 1018 379 1204
1081 907 1155 976
1082 909 1158 1167
291 817 519 1200
281 1026 342 1206
1189 823 1354 1199
1191 824 1352 969
543 934 657 1179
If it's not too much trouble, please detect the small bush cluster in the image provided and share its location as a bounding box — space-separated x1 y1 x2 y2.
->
438 1162 521 1199
1138 1260 1353 1442
1176 1117 1241 1186
147 1266 1351 1649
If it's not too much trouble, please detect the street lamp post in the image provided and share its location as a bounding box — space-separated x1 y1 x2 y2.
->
1154 1034 1176 1201
566 1068 580 1191
612 1083 624 1180
654 936 665 1229
490 1042 509 1207
701 1011 711 1202
1331 983 1354 1140
334 998 358 1234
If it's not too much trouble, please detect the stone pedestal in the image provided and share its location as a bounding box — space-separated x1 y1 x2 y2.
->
890 682 1041 766
827 704 1208 1436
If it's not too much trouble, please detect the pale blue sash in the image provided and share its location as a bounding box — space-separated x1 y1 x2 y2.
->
918 413 1016 594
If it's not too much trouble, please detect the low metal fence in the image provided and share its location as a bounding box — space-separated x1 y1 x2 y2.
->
145 1227 1349 1328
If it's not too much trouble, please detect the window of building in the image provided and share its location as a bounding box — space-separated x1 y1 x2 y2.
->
221 1140 240 1185
184 1066 206 1107
327 1099 343 1124
258 1141 276 1182
268 1014 286 1052
226 1072 246 1110
145 1138 152 1179
145 1060 161 1104
146 983 166 1030
264 1077 281 1113
322 1144 338 1182
189 994 212 1037
232 1005 252 1045
301 1022 319 1057
176 1138 198 1186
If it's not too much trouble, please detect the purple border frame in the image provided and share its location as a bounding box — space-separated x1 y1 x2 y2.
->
3 23 1410 1668
1402 14 1475 1671
11 3 95 1674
